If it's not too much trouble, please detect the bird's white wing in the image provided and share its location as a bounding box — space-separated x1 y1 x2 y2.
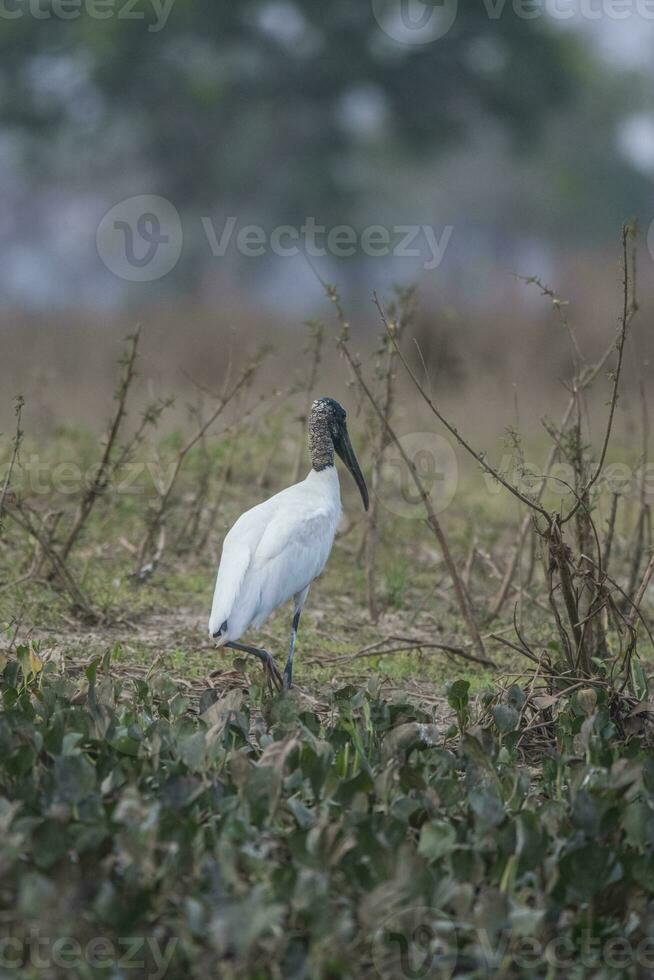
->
254 505 329 566
208 489 305 637
249 505 337 628
209 472 341 639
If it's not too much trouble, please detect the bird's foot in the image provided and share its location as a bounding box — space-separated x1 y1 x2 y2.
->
262 652 284 694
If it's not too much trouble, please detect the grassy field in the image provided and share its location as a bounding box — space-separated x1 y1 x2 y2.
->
0 415 578 698
3 282 654 977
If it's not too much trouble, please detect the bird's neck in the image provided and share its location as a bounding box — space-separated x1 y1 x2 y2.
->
309 416 334 471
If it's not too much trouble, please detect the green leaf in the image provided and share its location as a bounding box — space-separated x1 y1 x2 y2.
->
507 685 527 710
333 769 374 805
493 705 520 733
469 787 505 829
446 679 470 711
54 755 96 804
178 732 206 771
622 799 654 851
31 820 68 869
418 821 457 861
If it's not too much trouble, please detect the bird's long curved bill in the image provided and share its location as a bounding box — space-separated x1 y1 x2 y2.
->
336 427 369 511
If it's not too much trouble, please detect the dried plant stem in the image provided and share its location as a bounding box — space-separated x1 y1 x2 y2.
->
625 503 648 606
0 394 24 532
60 327 142 563
9 504 97 620
322 637 495 669
136 359 259 573
373 293 551 524
547 519 585 670
638 374 650 508
603 492 619 572
332 303 488 663
365 288 413 622
491 230 637 618
196 434 238 553
562 224 636 525
627 549 654 630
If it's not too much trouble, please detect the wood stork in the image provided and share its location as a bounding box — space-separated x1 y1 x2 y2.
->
209 397 368 691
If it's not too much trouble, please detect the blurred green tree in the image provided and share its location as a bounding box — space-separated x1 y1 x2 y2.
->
0 0 585 223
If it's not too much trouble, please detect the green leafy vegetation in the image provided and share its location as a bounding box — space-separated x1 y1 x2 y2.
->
2 652 654 978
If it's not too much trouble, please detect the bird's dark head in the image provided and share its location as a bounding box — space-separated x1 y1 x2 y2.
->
311 396 346 434
310 397 369 510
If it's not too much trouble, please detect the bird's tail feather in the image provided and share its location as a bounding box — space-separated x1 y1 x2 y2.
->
208 540 251 639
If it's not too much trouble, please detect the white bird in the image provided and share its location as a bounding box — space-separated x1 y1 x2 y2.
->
209 397 369 690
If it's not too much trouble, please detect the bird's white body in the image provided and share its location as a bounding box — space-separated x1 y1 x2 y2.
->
208 466 342 643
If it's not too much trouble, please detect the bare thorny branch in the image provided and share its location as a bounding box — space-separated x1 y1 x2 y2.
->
59 326 144 563
8 502 97 621
135 354 264 576
491 230 638 618
375 227 643 688
0 394 24 534
324 283 489 663
364 287 415 622
372 292 552 524
561 224 636 526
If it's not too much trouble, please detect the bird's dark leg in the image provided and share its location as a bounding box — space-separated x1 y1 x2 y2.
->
225 641 283 693
283 609 302 690
283 586 310 690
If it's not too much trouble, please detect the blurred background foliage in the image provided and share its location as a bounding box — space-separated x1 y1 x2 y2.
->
1 0 654 426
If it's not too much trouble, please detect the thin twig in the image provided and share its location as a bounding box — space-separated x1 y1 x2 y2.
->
328 286 489 663
627 550 654 630
562 225 636 524
0 395 24 532
373 292 551 523
60 327 142 562
136 357 261 572
365 287 414 622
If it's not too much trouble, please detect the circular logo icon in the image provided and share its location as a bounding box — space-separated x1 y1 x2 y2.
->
378 431 458 519
371 0 458 45
96 194 182 282
372 906 457 980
